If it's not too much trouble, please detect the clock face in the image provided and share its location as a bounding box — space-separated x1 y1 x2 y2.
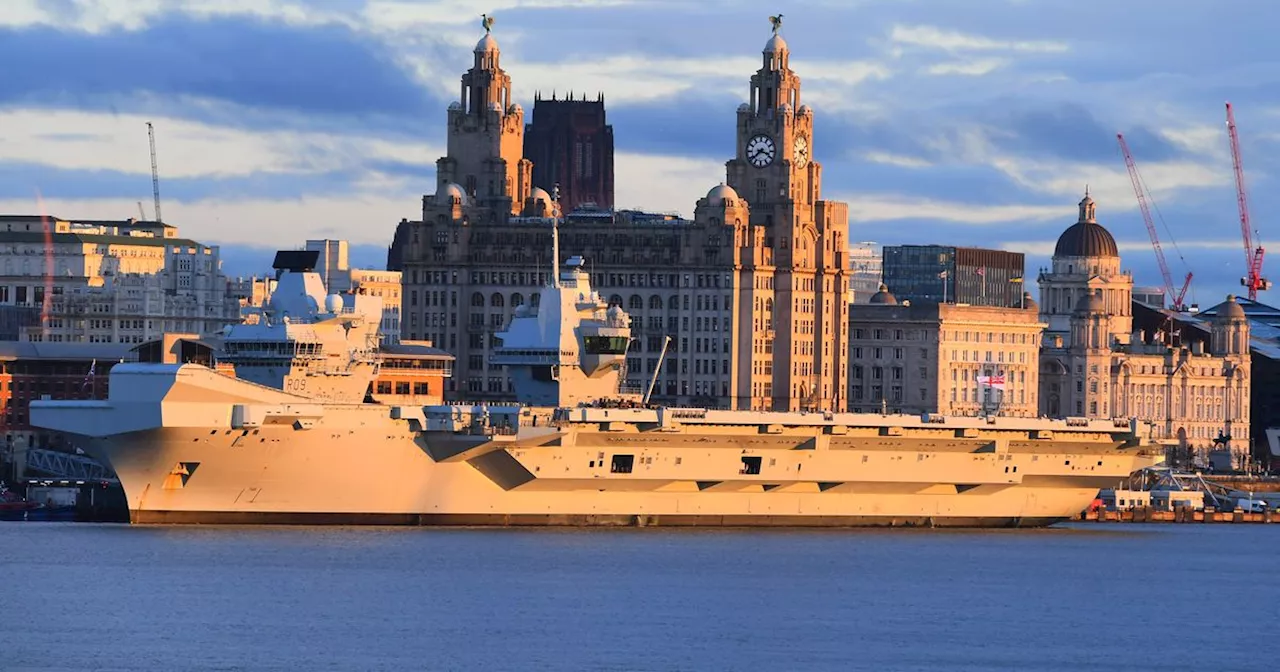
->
746 134 776 168
793 135 809 169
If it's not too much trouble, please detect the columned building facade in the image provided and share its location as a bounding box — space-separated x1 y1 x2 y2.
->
389 25 849 412
1037 194 1251 458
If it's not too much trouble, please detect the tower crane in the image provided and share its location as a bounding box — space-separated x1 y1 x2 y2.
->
147 121 163 224
1117 133 1193 311
1226 102 1269 301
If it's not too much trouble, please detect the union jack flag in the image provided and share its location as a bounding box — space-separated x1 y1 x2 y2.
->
977 374 1006 390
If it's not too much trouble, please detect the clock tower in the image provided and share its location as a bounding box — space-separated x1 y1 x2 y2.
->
724 20 849 412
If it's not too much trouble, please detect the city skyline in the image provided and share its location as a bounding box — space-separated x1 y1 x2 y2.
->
1 1 1278 303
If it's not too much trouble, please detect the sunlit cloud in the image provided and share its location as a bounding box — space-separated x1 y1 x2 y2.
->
889 24 1070 54
924 58 1008 77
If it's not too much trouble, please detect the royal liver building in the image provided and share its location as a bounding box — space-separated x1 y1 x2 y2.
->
388 20 849 411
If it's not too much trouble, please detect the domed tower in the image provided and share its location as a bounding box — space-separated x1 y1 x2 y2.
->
694 183 751 232
1211 295 1252 453
869 283 898 305
1038 190 1133 347
1212 294 1250 357
432 22 532 217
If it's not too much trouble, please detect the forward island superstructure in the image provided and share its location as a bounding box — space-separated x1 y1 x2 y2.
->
30 236 1163 527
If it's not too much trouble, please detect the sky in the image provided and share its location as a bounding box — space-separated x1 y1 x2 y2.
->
3 0 1279 306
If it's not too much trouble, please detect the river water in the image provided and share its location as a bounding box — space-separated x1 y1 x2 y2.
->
0 522 1275 671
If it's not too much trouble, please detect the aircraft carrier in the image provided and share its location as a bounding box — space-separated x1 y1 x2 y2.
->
30 243 1163 527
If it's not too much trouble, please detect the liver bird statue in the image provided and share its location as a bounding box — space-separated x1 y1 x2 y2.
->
481 13 495 34
769 14 783 34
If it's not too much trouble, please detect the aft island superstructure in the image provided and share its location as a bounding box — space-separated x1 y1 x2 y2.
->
31 246 1163 527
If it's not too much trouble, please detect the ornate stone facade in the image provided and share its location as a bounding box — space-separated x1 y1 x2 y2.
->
0 216 241 344
388 25 849 411
1038 194 1251 457
722 31 850 410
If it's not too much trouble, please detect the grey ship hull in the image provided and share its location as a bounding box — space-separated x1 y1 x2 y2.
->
32 366 1160 528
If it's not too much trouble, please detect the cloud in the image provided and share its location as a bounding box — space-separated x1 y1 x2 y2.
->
0 15 437 119
841 193 1067 226
0 108 443 181
862 152 933 169
504 54 887 106
889 24 1069 54
924 58 1008 77
0 0 355 33
613 152 725 216
1006 238 1244 258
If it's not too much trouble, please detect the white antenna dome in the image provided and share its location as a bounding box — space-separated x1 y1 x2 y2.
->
325 293 345 314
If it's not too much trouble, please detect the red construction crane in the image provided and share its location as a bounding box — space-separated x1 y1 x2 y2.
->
1226 102 1269 301
1117 133 1193 311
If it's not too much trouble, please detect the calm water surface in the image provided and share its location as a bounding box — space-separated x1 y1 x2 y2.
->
0 522 1276 671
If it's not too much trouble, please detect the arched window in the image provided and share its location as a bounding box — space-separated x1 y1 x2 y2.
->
629 295 643 310
511 293 524 307
608 294 623 307
470 292 485 307
490 292 505 307
531 294 541 308
649 295 663 310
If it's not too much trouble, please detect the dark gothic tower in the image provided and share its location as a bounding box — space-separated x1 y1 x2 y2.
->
523 92 615 212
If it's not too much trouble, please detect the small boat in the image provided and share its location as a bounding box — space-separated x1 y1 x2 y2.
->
0 481 42 515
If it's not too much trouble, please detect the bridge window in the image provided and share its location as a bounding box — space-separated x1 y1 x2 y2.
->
610 454 634 474
584 336 629 355
740 456 762 475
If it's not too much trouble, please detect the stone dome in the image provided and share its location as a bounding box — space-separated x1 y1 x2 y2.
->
737 103 750 112
1055 193 1118 258
798 104 812 116
1074 289 1106 315
764 33 788 53
508 103 523 115
488 101 503 113
1055 222 1118 258
529 186 552 203
869 283 897 305
437 183 467 206
526 187 555 217
705 183 740 205
475 33 499 53
1217 295 1246 321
